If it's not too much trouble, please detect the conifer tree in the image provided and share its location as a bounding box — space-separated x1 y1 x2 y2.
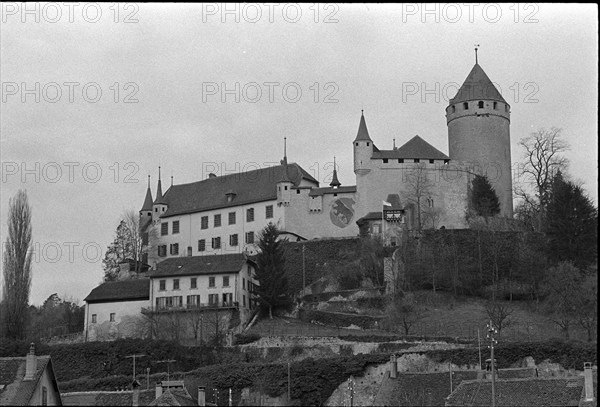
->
545 171 598 267
470 174 501 219
254 223 289 319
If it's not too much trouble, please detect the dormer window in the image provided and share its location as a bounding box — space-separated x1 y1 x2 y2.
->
225 190 236 203
478 101 484 108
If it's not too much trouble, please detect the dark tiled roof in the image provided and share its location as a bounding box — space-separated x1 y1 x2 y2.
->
62 390 156 406
450 63 507 104
84 278 150 303
141 186 154 211
375 371 480 406
446 377 585 406
0 356 60 406
356 211 385 223
372 136 449 160
354 113 372 142
150 253 248 278
160 163 317 218
308 186 357 196
149 389 196 406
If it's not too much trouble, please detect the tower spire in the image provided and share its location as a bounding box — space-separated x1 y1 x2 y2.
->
330 156 341 188
474 44 480 64
154 166 164 204
141 175 153 212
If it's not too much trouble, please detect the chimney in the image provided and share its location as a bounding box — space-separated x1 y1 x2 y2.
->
197 386 205 406
24 343 36 381
584 362 595 402
155 382 163 399
208 173 217 179
390 354 397 378
132 380 141 407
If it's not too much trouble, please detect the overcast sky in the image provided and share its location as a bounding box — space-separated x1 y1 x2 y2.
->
1 3 597 305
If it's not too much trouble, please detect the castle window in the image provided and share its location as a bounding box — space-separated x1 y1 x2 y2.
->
333 193 338 197
159 280 166 291
91 314 97 323
191 278 197 289
398 159 404 163
172 221 180 234
223 276 230 287
493 102 497 109
158 245 167 257
383 159 388 164
230 234 238 247
212 237 221 249
201 216 208 230
162 208 165 212
198 239 205 252
229 212 236 225
155 208 157 212
161 223 168 236
246 208 255 222
170 243 179 255
296 189 300 194
478 101 484 108
110 313 115 322
214 214 221 227
414 159 420 163
505 105 508 112
463 102 469 110
245 231 255 244
173 279 180 290
187 246 192 256
429 159 435 164
284 186 288 190
451 105 456 113
366 142 370 146
266 205 273 219
355 142 359 146
209 277 215 288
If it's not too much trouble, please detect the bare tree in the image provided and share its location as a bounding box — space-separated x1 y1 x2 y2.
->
516 128 570 231
484 301 516 336
2 190 33 339
123 209 158 274
404 164 435 232
385 293 426 335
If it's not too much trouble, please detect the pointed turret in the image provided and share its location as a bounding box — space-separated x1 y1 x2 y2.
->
277 137 293 206
330 156 341 188
353 111 373 175
354 110 372 142
141 175 153 212
154 166 164 204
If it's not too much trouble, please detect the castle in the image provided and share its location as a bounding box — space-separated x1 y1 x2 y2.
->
139 59 513 266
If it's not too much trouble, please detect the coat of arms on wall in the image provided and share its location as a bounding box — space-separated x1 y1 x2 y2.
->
330 198 355 228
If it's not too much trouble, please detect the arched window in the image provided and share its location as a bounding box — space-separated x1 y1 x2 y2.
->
478 101 484 108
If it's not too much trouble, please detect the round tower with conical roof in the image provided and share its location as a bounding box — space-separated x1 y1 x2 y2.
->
446 62 513 217
353 111 373 175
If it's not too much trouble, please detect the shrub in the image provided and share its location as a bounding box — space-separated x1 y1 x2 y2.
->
234 333 261 345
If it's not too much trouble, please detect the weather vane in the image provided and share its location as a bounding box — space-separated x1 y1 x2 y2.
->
474 44 480 64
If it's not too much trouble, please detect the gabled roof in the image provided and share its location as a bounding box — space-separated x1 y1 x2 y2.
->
354 112 372 142
450 63 506 104
84 278 150 303
446 377 585 406
0 356 61 406
372 136 449 160
149 389 196 406
160 163 317 218
61 390 156 406
150 253 249 278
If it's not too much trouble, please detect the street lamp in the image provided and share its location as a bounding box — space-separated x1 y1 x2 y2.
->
486 320 498 407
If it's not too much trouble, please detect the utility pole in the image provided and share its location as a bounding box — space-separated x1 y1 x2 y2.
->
302 245 306 297
156 359 176 385
478 328 482 370
288 362 291 402
146 368 150 390
487 320 498 407
125 354 146 382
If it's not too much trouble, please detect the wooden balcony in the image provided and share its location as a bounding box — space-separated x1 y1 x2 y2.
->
141 302 239 314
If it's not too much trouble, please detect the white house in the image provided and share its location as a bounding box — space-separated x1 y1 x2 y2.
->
83 279 150 341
